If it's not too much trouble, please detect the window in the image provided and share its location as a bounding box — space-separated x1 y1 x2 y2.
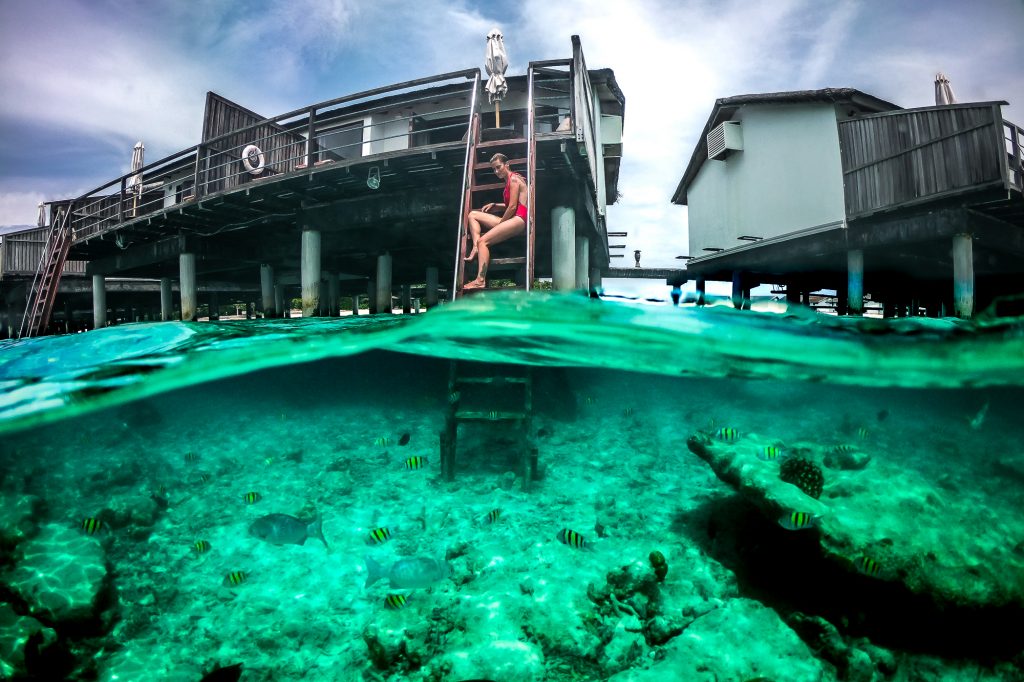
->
317 122 364 162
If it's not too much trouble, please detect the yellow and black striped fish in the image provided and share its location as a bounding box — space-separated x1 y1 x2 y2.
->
194 540 211 553
184 452 199 463
857 427 869 439
384 594 408 610
223 571 248 587
832 444 857 454
855 556 881 577
373 436 391 447
756 445 787 461
366 527 392 545
584 396 597 405
557 527 588 549
714 427 739 443
81 517 104 535
778 512 817 530
198 473 211 484
404 456 426 470
622 407 635 417
487 410 500 420
482 509 502 525
243 492 262 505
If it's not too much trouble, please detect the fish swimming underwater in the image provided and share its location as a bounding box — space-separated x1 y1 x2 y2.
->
249 513 328 548
969 401 989 430
365 555 451 589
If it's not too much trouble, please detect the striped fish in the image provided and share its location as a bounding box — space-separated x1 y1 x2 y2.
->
223 571 248 587
714 427 740 443
404 456 427 470
856 427 869 439
855 556 881 577
778 512 817 530
243 492 262 505
832 444 857 454
557 527 588 549
373 436 391 447
81 517 104 535
482 509 502 525
756 445 787 461
384 594 408 610
184 452 199 463
366 527 392 545
194 540 212 553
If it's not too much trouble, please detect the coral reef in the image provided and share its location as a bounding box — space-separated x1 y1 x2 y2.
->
0 603 57 678
779 457 825 499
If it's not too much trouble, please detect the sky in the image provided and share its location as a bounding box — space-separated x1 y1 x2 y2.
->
1 0 1022 297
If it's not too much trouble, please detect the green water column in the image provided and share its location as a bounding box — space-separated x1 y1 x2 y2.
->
847 249 864 316
952 233 974 319
551 206 576 290
376 253 393 314
301 228 321 317
160 278 172 321
179 253 196 321
260 264 275 318
92 274 107 329
575 237 590 291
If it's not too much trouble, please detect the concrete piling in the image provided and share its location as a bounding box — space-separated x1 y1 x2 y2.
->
179 253 196 321
260 264 275 318
551 206 576 291
92 274 107 329
376 253 393 314
847 249 864 316
301 228 321 317
160 277 173 321
952 233 974 319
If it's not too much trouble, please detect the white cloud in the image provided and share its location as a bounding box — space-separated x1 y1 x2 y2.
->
0 191 46 228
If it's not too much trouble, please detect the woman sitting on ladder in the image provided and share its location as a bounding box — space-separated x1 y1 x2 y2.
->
463 153 528 290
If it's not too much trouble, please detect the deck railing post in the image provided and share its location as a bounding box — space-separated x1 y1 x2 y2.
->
306 107 317 166
118 177 125 223
193 145 204 199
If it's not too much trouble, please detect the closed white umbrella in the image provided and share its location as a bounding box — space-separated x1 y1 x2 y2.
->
37 202 46 228
935 72 957 105
485 27 509 127
128 141 144 216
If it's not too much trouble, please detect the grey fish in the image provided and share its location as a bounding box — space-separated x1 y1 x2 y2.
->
249 513 328 548
365 555 451 589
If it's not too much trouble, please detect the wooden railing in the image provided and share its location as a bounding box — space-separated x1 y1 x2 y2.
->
839 102 1018 219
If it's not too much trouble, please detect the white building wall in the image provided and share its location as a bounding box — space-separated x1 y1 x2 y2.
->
687 103 846 255
367 115 410 155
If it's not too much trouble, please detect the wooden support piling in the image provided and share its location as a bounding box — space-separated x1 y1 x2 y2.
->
260 264 275 318
425 267 439 308
376 253 393 314
952 233 974 319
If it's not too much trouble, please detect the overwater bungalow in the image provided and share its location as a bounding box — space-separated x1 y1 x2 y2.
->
6 36 625 338
673 89 1024 318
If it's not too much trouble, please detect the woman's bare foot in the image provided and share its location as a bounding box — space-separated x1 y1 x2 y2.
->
463 279 486 290
464 246 478 262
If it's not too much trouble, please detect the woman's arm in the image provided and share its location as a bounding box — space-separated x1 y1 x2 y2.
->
499 176 522 221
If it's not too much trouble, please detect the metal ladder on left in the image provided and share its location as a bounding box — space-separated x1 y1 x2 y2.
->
19 205 73 338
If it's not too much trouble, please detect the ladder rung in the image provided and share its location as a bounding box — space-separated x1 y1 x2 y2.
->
474 158 526 170
476 138 528 149
490 257 526 266
472 182 504 192
455 410 528 421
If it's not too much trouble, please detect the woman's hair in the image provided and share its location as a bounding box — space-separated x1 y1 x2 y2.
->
491 153 508 164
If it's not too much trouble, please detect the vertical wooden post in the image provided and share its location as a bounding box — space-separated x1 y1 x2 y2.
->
301 228 321 317
92 275 107 329
401 284 411 314
351 294 360 316
551 206 575 291
260 264 275 318
160 277 173 321
847 249 864 316
274 284 285 319
179 253 196 321
328 272 340 317
952 233 974 319
731 271 743 309
376 254 393 314
696 278 706 306
425 267 439 308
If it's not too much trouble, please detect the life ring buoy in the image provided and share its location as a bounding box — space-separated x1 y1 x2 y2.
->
241 144 265 175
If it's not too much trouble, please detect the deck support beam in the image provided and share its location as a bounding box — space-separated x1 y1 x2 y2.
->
847 249 864 316
180 253 197 321
575 236 590 291
160 277 173 321
260 264 275 318
551 206 575 291
351 294 360 316
92 274 107 329
301 228 321 317
731 271 743 309
696 278 706 306
376 254 393 314
589 267 602 296
953 233 974 319
274 284 285 319
401 284 411 314
425 267 439 308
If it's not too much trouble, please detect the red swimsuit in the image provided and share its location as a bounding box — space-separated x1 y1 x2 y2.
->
504 172 528 220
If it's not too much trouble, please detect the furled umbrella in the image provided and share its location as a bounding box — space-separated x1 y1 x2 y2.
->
37 202 46 228
128 141 144 216
485 27 509 128
935 72 957 106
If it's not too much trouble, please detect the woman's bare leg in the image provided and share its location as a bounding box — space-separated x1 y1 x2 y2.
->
465 217 525 289
465 211 500 261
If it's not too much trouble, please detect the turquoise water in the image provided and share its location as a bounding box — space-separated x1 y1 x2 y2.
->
1 292 1022 681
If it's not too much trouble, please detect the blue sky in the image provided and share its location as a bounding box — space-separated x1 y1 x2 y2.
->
1 0 1021 294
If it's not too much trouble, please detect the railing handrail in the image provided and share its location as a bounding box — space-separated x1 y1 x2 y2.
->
571 36 600 201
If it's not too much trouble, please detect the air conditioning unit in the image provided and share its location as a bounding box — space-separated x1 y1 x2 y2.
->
707 121 743 160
